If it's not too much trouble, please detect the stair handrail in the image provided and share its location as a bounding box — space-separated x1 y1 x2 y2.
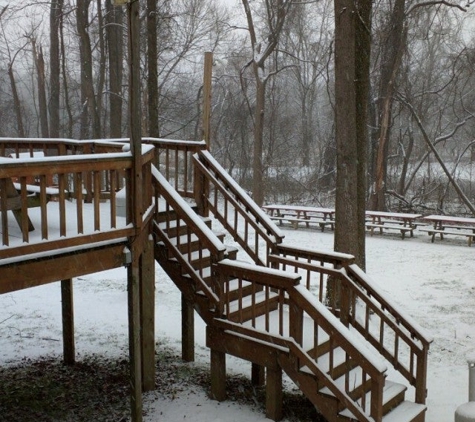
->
214 259 387 422
193 150 284 266
269 243 432 404
152 166 226 306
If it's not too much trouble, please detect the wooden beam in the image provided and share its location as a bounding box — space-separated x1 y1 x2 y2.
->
210 348 226 401
252 363 265 387
0 243 126 294
61 278 75 365
141 236 155 391
128 256 143 422
181 294 195 362
266 367 283 421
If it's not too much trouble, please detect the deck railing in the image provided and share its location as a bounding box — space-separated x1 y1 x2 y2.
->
142 138 206 199
151 166 226 308
0 138 154 259
214 259 387 422
268 244 432 405
193 150 284 266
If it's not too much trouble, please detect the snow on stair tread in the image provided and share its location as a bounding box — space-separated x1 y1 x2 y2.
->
318 366 374 396
242 308 329 347
338 381 408 419
157 216 212 229
382 401 426 422
228 290 279 314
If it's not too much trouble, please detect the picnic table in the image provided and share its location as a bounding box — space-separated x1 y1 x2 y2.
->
420 215 475 246
365 210 422 239
262 204 335 231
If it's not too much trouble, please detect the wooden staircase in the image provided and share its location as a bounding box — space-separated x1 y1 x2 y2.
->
149 145 432 422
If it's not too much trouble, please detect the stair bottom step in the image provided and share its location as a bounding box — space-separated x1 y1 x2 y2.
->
338 399 425 422
382 401 426 422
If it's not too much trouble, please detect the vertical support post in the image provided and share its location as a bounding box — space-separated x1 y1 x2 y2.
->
61 278 75 365
210 348 226 401
182 294 195 362
289 299 303 346
266 366 283 421
128 257 143 422
141 235 155 391
202 51 213 148
127 0 143 418
128 0 142 230
251 363 265 386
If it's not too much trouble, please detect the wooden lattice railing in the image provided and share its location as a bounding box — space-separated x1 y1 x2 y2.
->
268 244 432 405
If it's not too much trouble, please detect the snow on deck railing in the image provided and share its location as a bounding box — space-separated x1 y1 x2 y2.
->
0 141 154 253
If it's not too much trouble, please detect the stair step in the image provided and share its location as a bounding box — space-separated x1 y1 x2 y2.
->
318 366 371 397
381 401 426 422
338 381 408 420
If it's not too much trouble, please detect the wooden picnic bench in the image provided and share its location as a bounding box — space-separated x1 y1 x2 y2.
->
365 211 422 239
420 215 475 246
262 204 335 231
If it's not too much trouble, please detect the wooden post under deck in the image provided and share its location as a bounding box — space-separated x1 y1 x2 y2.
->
252 363 265 386
127 0 143 419
210 348 226 401
141 235 155 391
266 366 283 421
181 295 195 362
61 278 75 365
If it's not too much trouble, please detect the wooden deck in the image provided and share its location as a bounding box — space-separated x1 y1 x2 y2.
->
0 137 430 422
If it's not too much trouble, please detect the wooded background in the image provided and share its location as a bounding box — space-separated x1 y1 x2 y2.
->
1 0 475 214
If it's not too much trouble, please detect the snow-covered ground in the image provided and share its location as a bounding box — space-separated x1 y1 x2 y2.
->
1 225 473 421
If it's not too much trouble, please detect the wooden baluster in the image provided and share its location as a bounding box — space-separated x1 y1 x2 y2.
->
59 173 66 237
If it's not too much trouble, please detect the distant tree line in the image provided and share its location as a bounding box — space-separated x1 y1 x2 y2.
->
1 0 475 213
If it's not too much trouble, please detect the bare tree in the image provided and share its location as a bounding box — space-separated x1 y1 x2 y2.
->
106 0 123 138
50 0 62 138
240 0 294 206
333 0 372 271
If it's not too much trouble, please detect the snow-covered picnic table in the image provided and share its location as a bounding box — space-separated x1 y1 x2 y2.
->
421 214 475 246
262 204 335 231
365 210 422 239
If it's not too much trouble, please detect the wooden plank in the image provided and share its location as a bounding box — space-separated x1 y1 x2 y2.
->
0 243 126 294
0 228 134 260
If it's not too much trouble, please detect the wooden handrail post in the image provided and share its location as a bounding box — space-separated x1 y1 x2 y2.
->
202 52 213 148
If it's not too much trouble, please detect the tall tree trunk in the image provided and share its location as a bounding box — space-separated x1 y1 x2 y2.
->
32 40 49 138
369 0 406 210
330 0 372 306
8 64 25 138
106 0 123 138
60 6 74 138
96 0 106 138
252 69 266 206
147 0 159 137
77 0 101 139
49 0 62 138
333 0 372 267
